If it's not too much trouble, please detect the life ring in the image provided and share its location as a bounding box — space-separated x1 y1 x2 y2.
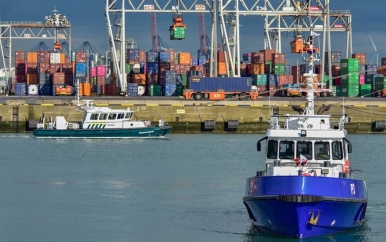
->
302 173 312 176
343 160 350 173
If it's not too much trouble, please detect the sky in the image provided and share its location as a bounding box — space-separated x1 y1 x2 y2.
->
1 0 386 67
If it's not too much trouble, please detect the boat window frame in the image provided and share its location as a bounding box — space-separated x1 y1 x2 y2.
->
117 113 125 119
279 140 295 159
315 141 330 160
108 113 117 120
331 140 344 160
296 141 313 160
267 139 278 159
99 113 108 120
90 113 99 121
125 113 132 119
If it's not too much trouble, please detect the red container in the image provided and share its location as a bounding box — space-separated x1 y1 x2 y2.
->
272 53 286 64
15 50 25 62
146 73 158 85
49 64 62 74
15 74 26 83
352 53 366 65
75 52 87 63
260 49 275 62
251 52 264 64
97 76 106 85
52 72 65 84
159 63 171 73
27 63 38 74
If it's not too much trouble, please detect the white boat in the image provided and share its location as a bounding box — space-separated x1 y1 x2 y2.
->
243 33 367 238
33 100 172 138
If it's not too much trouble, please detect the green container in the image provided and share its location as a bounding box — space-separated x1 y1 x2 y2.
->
252 74 268 85
273 64 285 74
125 63 132 73
374 76 386 89
340 85 359 97
265 61 272 74
175 84 184 96
341 73 359 86
181 74 187 86
359 84 372 97
340 58 360 74
147 84 162 96
170 27 186 40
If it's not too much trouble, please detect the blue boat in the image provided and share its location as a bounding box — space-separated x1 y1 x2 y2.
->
33 100 172 138
243 36 367 238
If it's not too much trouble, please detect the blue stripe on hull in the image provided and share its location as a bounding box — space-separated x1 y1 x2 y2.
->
243 176 368 238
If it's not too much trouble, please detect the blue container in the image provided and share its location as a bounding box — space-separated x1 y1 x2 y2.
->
159 51 171 63
127 83 139 96
160 70 177 85
191 58 198 66
14 82 27 96
75 63 87 77
243 53 252 64
199 58 207 66
187 77 253 92
127 48 140 61
39 84 52 95
163 83 177 96
268 74 279 86
146 51 159 62
146 62 158 74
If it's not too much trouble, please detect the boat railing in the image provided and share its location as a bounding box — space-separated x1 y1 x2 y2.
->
269 114 346 130
349 169 366 180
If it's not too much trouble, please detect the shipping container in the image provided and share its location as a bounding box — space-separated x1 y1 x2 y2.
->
188 77 253 92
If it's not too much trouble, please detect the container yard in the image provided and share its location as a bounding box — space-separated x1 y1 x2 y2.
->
1 1 386 101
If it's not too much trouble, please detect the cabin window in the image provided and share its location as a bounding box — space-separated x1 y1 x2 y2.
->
315 141 330 160
90 113 99 120
99 114 108 120
331 141 343 160
279 141 294 159
125 113 132 119
267 140 278 159
297 141 312 160
108 113 117 120
117 113 124 119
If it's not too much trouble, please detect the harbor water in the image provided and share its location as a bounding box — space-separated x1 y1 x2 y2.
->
0 133 384 242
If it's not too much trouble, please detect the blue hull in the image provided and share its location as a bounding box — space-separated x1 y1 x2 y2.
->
243 176 367 239
33 126 172 138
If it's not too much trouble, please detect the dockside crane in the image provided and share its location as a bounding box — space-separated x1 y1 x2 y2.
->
198 12 210 59
150 12 171 52
45 9 69 52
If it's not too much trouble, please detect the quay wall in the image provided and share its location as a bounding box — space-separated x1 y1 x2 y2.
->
1 98 386 133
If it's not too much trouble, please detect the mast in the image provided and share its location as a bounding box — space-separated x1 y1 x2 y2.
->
303 32 317 116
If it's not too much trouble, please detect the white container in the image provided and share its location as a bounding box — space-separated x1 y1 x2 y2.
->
138 85 145 96
28 84 39 96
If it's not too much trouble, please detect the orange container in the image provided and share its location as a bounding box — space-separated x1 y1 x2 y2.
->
60 53 66 64
217 62 227 75
82 83 91 96
27 52 38 63
247 63 265 75
131 74 146 85
178 52 191 65
26 74 38 84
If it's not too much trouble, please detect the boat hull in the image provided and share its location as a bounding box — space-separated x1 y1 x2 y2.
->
243 176 367 239
33 126 172 138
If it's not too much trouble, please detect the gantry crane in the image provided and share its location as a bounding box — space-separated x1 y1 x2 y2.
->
218 0 352 82
198 12 210 59
105 0 216 95
150 12 170 52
